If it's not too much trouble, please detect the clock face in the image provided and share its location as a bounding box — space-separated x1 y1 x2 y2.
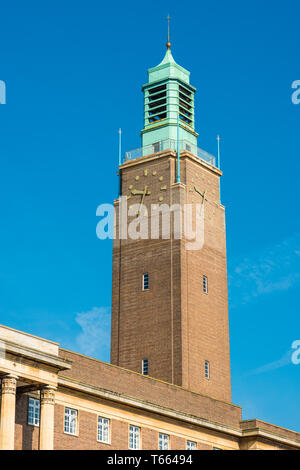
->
124 166 219 220
125 168 167 206
187 169 221 222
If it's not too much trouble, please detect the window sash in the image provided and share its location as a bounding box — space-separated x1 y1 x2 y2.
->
142 359 149 375
205 361 210 379
64 408 77 435
129 425 140 449
187 440 196 450
159 433 169 450
98 417 110 443
143 273 149 290
28 397 40 426
203 275 208 293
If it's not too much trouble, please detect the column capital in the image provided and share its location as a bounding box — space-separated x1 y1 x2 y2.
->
1 375 18 395
40 385 56 405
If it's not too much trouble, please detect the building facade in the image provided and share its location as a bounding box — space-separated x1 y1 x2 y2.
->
0 43 299 450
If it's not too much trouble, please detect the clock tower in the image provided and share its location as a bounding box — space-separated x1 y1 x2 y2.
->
111 40 232 403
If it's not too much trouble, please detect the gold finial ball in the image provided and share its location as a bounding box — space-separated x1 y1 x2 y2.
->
166 41 171 49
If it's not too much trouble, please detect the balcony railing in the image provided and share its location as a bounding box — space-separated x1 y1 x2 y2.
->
124 139 217 167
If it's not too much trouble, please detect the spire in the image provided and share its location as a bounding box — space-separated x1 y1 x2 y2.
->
141 16 197 150
166 14 171 49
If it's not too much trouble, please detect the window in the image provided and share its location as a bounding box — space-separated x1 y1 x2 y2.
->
159 433 169 450
28 397 40 426
98 416 110 443
148 85 167 124
179 84 192 97
152 142 161 153
203 275 208 294
187 440 197 450
149 106 167 117
143 273 149 290
129 425 140 450
64 407 77 435
149 91 166 102
149 99 166 109
149 84 167 95
142 359 149 375
149 113 167 123
205 360 210 379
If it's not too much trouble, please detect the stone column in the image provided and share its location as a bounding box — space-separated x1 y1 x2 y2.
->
39 385 56 450
0 374 18 450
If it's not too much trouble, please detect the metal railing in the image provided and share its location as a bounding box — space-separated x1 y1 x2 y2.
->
124 139 216 167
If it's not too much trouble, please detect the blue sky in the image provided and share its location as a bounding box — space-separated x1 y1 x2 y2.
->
0 0 299 431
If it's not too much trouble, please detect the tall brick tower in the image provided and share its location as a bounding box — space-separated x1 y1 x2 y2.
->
111 40 232 403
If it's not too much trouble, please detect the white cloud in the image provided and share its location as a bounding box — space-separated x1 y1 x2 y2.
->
75 307 111 362
228 233 300 307
245 349 293 376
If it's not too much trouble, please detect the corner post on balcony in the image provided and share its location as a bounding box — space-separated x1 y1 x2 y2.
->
118 128 122 197
217 134 221 170
177 113 180 183
217 134 222 202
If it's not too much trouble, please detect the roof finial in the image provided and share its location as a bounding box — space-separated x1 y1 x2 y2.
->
166 14 171 49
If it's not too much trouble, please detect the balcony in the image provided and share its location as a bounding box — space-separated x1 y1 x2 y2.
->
124 139 217 168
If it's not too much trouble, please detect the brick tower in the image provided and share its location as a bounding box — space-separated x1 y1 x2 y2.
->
111 41 232 403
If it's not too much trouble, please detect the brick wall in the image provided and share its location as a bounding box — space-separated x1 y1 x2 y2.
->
15 394 39 450
110 150 231 402
59 348 241 429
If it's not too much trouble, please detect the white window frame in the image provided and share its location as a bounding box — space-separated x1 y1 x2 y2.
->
142 358 149 375
97 416 110 444
187 440 197 450
205 360 210 379
142 273 149 291
129 425 140 450
159 433 169 450
203 275 208 294
64 407 78 435
28 397 40 426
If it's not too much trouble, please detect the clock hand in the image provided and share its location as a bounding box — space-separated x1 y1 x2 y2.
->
194 186 207 204
137 186 149 215
131 189 151 196
140 186 148 209
131 189 144 195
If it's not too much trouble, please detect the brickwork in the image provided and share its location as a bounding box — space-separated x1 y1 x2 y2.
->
180 155 231 401
15 394 39 450
9 350 300 450
53 404 129 450
59 349 241 428
111 150 231 402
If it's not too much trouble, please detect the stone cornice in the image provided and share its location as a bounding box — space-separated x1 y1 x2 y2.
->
1 340 72 372
241 426 300 449
57 375 300 449
58 375 241 438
